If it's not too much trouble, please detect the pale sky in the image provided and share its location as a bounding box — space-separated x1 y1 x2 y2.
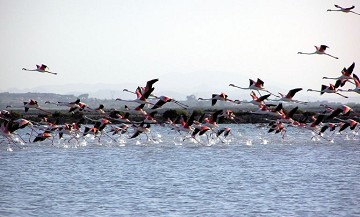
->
1 0 360 102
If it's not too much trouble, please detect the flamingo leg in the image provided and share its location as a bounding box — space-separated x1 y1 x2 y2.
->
336 92 348 98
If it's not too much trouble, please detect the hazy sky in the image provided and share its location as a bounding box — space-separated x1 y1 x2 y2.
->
1 0 360 102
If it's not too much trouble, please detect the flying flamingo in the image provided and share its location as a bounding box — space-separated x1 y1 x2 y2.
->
108 124 129 136
203 110 223 130
304 114 326 132
298 45 339 59
122 78 159 99
251 103 284 118
22 64 57 75
323 62 355 86
307 82 348 98
45 99 87 113
327 5 360 15
198 93 236 106
237 91 271 106
176 111 196 134
150 95 189 109
335 118 359 133
191 125 211 138
116 86 155 105
280 106 298 124
24 99 51 114
268 121 287 138
319 123 337 136
0 119 32 146
338 74 360 94
128 122 152 140
229 78 279 97
123 88 188 109
109 111 132 123
124 104 147 116
216 127 232 138
33 131 54 144
143 111 157 124
272 88 307 104
320 104 353 117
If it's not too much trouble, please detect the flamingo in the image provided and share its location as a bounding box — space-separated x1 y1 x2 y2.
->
124 104 147 116
0 119 32 146
45 99 87 113
198 93 236 106
327 5 360 15
22 64 57 75
273 88 307 104
304 114 326 132
191 125 211 138
57 124 74 139
176 111 196 134
33 131 53 144
131 78 159 95
298 45 339 59
0 120 17 145
251 103 284 118
203 110 223 130
109 111 132 123
216 127 232 138
307 82 348 98
335 118 359 133
116 86 155 105
318 123 337 136
323 62 355 87
339 74 360 94
320 104 353 117
143 111 157 124
268 121 286 138
238 91 271 106
229 78 279 97
150 95 188 109
24 99 51 114
83 127 100 137
280 106 298 124
108 124 129 136
84 116 111 132
128 122 151 140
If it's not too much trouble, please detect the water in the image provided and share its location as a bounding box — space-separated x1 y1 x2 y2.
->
1 125 360 216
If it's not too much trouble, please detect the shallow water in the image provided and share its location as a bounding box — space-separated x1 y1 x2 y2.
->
1 125 360 216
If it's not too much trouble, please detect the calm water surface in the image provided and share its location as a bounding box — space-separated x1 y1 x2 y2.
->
1 125 360 216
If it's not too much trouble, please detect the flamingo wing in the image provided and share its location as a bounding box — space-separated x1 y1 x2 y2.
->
256 78 264 87
258 94 271 101
334 5 343 9
353 74 360 87
286 88 302 98
151 99 167 109
287 106 298 119
319 45 328 52
345 6 355 10
144 79 159 93
346 62 355 75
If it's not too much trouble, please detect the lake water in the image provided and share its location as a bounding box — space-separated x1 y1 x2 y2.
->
1 124 360 216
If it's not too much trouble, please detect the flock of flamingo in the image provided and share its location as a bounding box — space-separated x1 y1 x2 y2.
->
1 4 360 148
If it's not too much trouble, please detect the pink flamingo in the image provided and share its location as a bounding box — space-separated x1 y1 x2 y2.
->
298 45 339 59
22 64 57 75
